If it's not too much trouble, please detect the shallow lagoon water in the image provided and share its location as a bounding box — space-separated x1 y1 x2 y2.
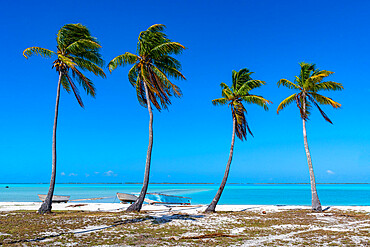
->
0 183 369 206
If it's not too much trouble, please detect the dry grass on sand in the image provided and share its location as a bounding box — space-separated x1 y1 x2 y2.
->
0 207 369 246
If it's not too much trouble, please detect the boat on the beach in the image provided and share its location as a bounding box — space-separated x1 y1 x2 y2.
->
38 194 70 203
116 192 138 203
116 192 191 205
146 193 191 205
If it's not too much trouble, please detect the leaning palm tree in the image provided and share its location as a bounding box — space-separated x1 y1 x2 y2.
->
277 62 343 212
23 23 105 214
205 68 271 213
108 24 185 212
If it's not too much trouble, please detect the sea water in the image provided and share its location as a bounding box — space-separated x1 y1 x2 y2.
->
0 183 369 206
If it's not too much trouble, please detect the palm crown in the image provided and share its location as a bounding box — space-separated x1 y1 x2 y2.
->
212 68 271 140
108 24 185 111
23 23 106 107
277 62 343 123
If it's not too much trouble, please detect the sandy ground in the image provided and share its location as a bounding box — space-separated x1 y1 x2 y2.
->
0 202 369 214
1 202 369 246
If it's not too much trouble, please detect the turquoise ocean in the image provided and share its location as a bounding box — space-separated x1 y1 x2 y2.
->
0 184 369 206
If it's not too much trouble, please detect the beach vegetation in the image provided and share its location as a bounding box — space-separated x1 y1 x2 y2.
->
277 62 343 212
205 68 271 213
1 209 368 246
108 24 186 212
23 23 106 214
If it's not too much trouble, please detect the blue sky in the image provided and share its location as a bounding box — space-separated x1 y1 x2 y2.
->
0 0 369 183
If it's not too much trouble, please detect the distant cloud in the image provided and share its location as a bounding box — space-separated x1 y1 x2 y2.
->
94 172 100 175
69 173 78 177
85 173 90 177
103 170 117 177
326 170 335 175
61 172 65 176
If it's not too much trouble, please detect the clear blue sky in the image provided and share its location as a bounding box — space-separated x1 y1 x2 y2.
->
0 0 369 183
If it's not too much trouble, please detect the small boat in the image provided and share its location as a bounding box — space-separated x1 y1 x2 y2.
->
147 193 191 205
116 192 138 203
116 192 191 205
38 194 70 203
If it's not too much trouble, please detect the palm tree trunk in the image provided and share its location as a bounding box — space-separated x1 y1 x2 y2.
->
127 82 153 212
38 72 62 214
302 98 322 212
205 114 236 213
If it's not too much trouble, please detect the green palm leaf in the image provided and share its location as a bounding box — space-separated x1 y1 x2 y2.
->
23 47 55 59
277 79 300 90
108 52 138 72
277 93 297 114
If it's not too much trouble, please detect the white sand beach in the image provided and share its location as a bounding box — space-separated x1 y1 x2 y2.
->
1 202 369 246
1 202 369 214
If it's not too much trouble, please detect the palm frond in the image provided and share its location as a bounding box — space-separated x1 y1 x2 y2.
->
23 47 55 59
314 81 344 92
65 74 84 107
128 64 140 86
65 39 101 55
308 70 334 83
70 66 96 97
237 80 265 95
151 42 185 57
212 98 228 106
241 95 271 110
307 94 333 124
277 93 296 114
60 74 71 93
151 65 182 97
73 57 106 78
309 92 341 108
277 79 300 89
146 24 166 32
57 23 97 50
108 52 138 72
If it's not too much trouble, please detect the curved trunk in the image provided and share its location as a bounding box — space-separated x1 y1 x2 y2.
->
127 82 153 212
302 98 322 212
38 72 62 214
205 114 236 213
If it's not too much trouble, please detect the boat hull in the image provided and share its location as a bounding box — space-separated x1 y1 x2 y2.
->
38 194 70 203
116 193 138 203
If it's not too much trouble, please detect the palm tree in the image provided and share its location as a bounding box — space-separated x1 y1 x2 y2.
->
205 68 271 213
23 23 105 214
277 62 343 212
108 24 185 212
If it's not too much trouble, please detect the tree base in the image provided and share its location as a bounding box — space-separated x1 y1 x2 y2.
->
204 204 216 213
38 202 52 214
311 205 322 212
126 202 142 212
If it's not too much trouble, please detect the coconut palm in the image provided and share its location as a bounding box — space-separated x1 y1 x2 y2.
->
277 62 343 211
108 24 185 212
205 68 271 213
23 23 105 214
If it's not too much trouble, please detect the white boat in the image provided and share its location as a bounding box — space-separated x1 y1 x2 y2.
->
116 192 191 205
116 192 138 203
38 194 70 203
147 193 191 205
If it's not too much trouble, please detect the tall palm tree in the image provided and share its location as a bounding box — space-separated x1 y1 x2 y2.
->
108 24 185 212
23 23 105 214
205 68 271 213
277 62 343 212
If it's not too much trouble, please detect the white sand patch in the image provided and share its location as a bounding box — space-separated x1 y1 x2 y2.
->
0 202 369 215
71 225 111 235
231 227 246 234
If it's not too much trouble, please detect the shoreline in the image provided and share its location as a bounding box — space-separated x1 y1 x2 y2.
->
1 182 369 185
1 202 369 213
